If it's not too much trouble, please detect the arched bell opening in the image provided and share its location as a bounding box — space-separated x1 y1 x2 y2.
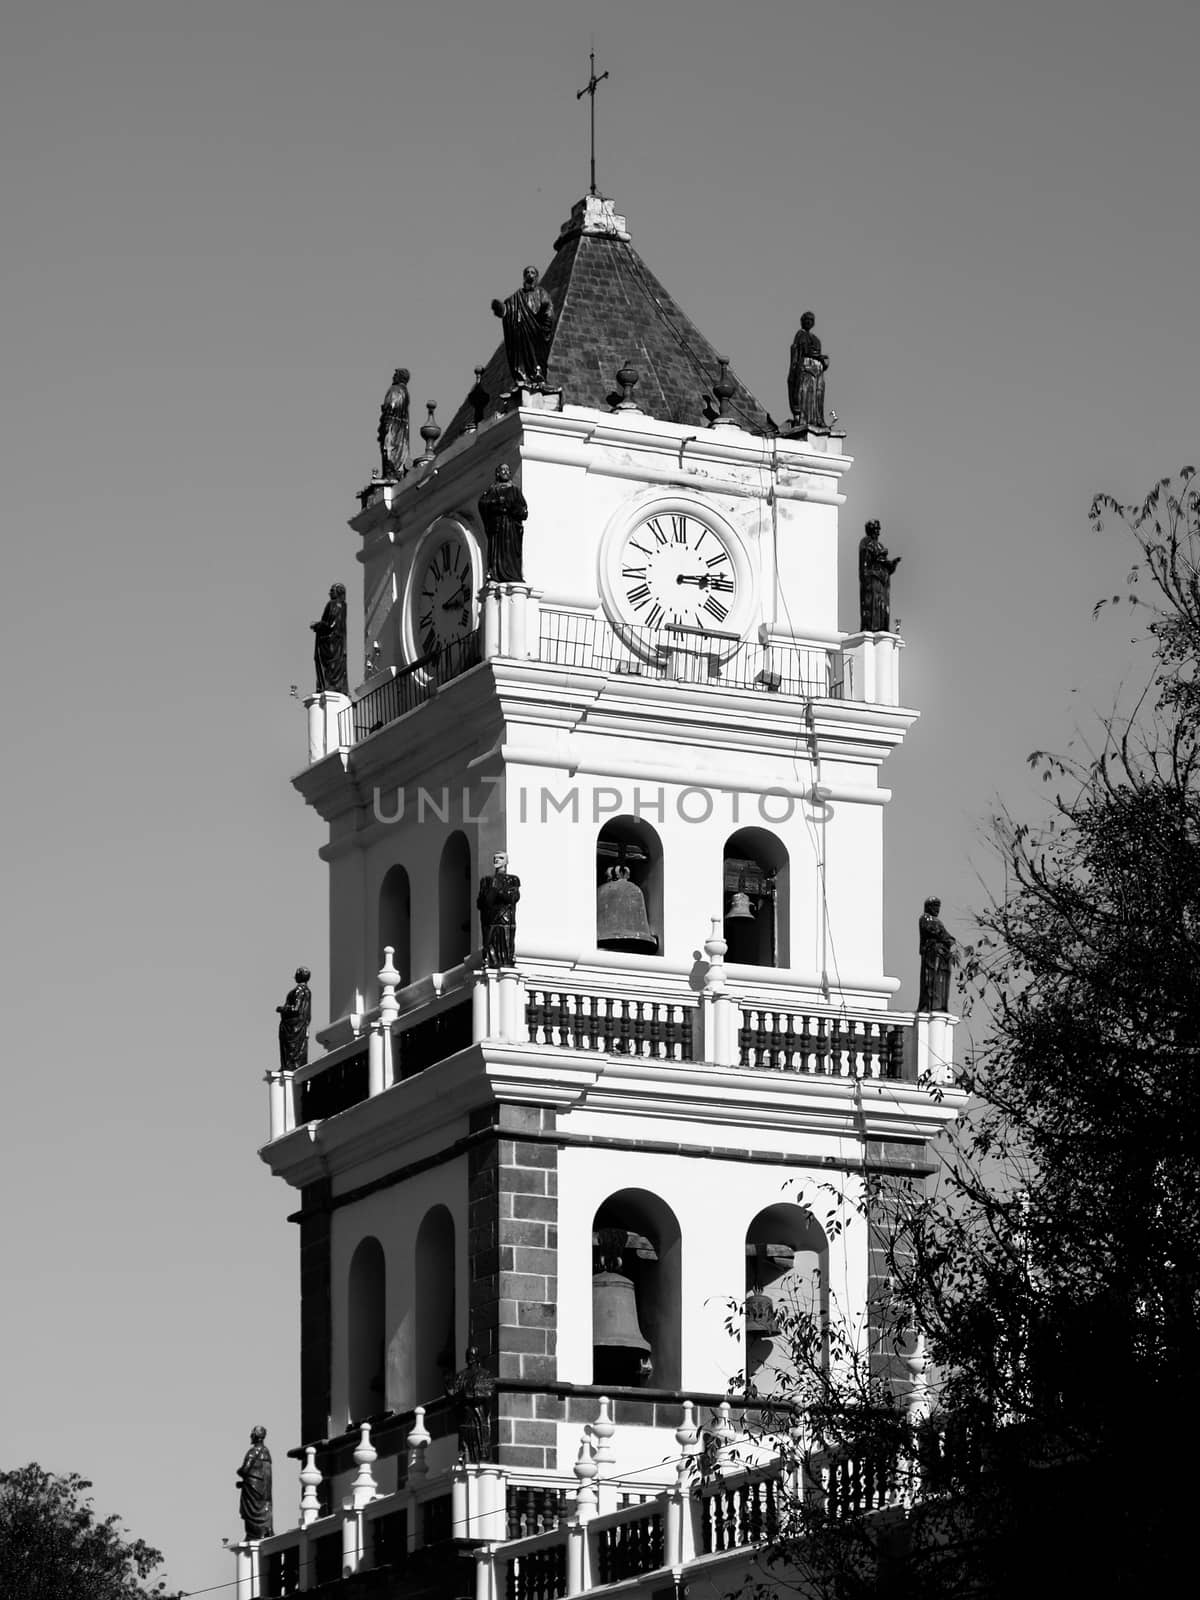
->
596 817 663 957
347 1236 387 1425
723 827 790 968
414 1204 456 1407
438 830 473 971
590 1189 681 1389
378 863 412 994
744 1203 829 1397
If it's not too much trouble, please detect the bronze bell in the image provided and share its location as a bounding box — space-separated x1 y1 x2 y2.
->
597 865 658 953
745 1290 778 1338
592 1268 652 1353
726 891 756 921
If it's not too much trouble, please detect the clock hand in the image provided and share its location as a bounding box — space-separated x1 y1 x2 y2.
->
441 584 470 610
675 574 711 587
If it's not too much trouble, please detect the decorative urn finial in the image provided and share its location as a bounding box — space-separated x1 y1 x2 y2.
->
614 361 640 412
418 402 441 463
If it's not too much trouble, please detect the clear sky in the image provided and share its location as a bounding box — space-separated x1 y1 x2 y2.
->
1 0 1195 1591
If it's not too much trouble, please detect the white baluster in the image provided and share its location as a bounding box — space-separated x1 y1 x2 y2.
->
298 1446 322 1527
407 1406 431 1485
350 1422 378 1510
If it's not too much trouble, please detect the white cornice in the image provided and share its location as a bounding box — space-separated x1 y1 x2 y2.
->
259 1042 962 1191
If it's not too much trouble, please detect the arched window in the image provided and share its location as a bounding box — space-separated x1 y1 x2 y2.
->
596 816 663 956
722 827 790 968
378 864 412 989
438 831 473 971
744 1203 828 1396
347 1236 386 1425
591 1190 682 1390
414 1205 457 1404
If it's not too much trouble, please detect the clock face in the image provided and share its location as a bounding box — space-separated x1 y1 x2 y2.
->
409 524 476 660
618 511 739 631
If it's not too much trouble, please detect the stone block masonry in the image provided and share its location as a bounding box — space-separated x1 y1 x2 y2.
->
468 1105 560 1470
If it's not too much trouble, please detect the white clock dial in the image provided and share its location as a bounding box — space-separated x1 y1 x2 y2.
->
411 529 475 659
619 512 738 631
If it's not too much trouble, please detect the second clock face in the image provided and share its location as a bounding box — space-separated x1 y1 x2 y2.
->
411 528 475 658
618 511 739 630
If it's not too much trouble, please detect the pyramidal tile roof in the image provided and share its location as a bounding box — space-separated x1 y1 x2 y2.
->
439 196 772 450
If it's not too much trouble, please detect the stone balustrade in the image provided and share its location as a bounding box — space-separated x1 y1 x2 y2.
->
266 940 956 1142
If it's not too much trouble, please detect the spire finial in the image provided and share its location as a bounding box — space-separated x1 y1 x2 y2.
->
576 47 610 198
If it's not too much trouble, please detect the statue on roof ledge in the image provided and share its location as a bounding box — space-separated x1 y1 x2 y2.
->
377 367 410 479
858 521 901 633
787 311 830 434
478 464 528 584
491 266 555 389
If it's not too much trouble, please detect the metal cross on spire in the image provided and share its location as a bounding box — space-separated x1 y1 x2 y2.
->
576 48 609 198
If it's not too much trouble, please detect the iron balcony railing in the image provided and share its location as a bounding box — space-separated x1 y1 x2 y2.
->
339 632 482 746
539 611 842 699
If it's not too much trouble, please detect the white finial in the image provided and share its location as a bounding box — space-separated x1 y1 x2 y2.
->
903 1333 929 1423
712 1401 737 1468
378 946 401 1024
350 1422 378 1509
591 1396 616 1471
675 1399 699 1454
299 1446 322 1526
407 1406 431 1484
573 1428 598 1525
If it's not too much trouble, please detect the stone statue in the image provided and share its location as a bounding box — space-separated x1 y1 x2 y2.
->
477 852 520 968
491 266 555 389
917 898 955 1012
786 311 830 433
478 464 528 584
311 584 348 696
449 1347 496 1465
858 520 901 633
276 967 312 1071
236 1426 273 1540
377 368 411 479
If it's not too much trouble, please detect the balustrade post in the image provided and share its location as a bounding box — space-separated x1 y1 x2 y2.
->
267 1071 287 1141
475 1544 497 1600
910 1011 956 1085
591 1395 617 1515
341 1502 362 1577
305 691 351 763
498 968 527 1043
481 583 501 660
701 920 739 1066
232 1540 259 1600
370 948 400 1094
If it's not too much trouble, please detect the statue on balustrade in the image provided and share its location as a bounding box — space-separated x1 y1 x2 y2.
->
917 897 956 1012
377 367 411 480
311 583 349 696
477 852 521 968
858 520 902 633
786 311 830 434
478 463 528 584
276 966 312 1070
236 1426 273 1540
491 266 556 389
449 1347 496 1465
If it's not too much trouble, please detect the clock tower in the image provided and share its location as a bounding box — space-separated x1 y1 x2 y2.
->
251 191 961 1599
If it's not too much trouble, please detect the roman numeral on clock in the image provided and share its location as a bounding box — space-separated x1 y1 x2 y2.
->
626 583 651 608
702 595 730 623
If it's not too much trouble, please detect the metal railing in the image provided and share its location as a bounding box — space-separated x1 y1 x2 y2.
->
340 633 482 746
540 610 841 699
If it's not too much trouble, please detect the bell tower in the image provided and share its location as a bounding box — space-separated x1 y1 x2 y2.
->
256 192 961 1590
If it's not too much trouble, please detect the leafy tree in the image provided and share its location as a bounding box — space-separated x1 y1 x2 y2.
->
744 469 1200 1599
0 1464 183 1600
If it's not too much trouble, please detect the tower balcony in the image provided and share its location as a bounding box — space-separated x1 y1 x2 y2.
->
314 603 905 763
264 952 956 1149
